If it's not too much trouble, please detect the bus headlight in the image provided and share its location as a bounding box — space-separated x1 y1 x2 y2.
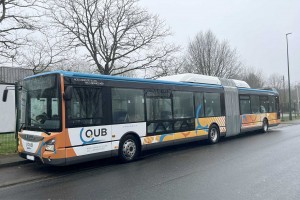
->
45 139 56 151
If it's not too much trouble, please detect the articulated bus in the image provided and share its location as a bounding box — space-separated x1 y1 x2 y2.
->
2 71 280 166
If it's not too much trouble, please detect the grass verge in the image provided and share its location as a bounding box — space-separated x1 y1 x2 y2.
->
0 133 17 154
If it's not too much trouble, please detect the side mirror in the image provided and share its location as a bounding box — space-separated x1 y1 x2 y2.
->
2 89 8 102
64 86 73 101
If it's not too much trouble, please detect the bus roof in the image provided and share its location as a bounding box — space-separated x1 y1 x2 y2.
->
26 70 223 89
26 70 278 95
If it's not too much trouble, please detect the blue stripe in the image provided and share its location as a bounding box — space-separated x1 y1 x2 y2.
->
238 87 278 95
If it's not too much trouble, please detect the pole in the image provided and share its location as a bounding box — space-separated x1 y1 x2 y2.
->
294 102 296 118
286 33 292 120
297 83 299 117
283 76 285 120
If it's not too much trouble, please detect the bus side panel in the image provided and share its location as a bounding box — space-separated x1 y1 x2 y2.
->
241 112 280 131
141 116 226 146
267 113 281 126
241 114 262 132
66 125 112 157
195 116 226 136
65 122 146 162
111 122 147 153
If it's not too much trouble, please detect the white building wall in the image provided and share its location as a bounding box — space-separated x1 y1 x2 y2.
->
0 84 16 133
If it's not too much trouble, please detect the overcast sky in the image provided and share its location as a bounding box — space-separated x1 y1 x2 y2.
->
140 0 300 84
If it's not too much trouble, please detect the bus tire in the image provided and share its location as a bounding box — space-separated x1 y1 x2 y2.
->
119 134 140 162
262 118 269 133
208 124 220 144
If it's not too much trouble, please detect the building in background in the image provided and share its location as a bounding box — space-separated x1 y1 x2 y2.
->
0 67 33 133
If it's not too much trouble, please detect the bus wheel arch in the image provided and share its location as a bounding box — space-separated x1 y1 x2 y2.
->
262 118 269 133
118 132 141 162
208 123 220 144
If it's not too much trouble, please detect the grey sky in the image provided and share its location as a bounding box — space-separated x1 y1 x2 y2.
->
140 0 300 84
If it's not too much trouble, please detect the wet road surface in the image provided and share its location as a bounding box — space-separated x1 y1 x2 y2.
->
0 124 299 200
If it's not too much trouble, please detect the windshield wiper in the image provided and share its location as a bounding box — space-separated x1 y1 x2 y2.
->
30 118 51 135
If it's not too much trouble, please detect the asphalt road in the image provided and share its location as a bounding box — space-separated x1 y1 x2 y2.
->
0 124 300 200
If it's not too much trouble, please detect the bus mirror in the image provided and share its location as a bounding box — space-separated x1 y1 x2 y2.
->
2 89 8 102
64 86 73 101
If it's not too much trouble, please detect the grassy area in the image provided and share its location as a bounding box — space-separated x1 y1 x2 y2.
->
281 115 300 122
0 133 17 154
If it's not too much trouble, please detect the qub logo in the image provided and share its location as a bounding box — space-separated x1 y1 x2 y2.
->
80 128 108 144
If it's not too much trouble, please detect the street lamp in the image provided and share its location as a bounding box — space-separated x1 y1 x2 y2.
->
286 33 292 120
296 82 300 117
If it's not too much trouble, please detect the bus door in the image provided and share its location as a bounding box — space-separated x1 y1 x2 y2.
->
223 86 240 137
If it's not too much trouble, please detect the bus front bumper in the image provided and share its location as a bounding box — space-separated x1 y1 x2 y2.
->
19 152 66 166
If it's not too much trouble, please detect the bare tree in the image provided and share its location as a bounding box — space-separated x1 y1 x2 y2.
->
46 0 176 75
50 57 96 73
146 53 183 79
240 67 265 89
183 30 242 78
0 0 42 65
266 73 286 109
267 73 284 90
16 32 70 74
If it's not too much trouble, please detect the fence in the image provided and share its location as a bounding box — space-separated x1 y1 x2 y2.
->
0 132 17 154
280 102 300 120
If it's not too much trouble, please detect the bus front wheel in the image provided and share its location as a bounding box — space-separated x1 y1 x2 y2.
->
208 124 220 144
119 135 140 162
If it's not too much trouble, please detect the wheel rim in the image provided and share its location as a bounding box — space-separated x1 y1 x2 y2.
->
122 139 136 160
210 128 218 142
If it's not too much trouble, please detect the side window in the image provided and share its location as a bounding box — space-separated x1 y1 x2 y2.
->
146 89 173 134
194 93 204 118
204 93 221 117
251 95 260 114
269 96 276 113
112 88 145 124
67 87 103 128
240 95 251 114
146 98 172 121
173 91 194 119
260 96 269 113
275 96 279 112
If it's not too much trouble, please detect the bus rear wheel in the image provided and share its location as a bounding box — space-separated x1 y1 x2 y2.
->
208 124 220 144
262 119 269 133
119 135 140 162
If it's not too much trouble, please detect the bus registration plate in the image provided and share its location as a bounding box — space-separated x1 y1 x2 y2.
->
26 155 35 161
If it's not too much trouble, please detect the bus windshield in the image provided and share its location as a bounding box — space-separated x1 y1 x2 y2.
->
21 74 61 132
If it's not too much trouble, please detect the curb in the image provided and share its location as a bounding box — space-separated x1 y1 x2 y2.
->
0 160 30 169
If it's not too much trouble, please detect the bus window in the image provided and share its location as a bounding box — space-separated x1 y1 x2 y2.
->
251 95 260 114
269 96 276 112
275 96 280 112
194 93 204 118
146 91 172 134
259 96 269 113
67 87 103 128
173 91 194 119
146 98 172 121
112 88 145 124
30 98 47 121
204 93 221 117
240 95 251 114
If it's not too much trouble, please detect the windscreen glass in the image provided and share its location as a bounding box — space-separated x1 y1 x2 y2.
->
21 74 61 132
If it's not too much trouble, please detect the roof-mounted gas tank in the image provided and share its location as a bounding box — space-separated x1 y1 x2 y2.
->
158 73 250 88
